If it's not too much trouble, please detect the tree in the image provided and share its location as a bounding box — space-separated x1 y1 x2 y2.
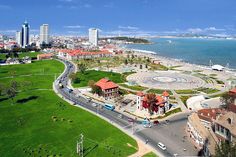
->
10 80 18 90
13 52 19 58
146 93 156 114
140 64 143 69
215 141 236 157
124 59 128 65
69 73 77 82
77 63 87 74
6 88 16 105
220 92 236 109
131 54 135 59
88 80 102 95
88 80 95 88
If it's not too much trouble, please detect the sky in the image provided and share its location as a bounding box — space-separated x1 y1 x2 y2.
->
0 0 236 36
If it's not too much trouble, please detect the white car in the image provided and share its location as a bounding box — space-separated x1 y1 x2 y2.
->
157 142 166 150
143 124 152 128
92 103 98 107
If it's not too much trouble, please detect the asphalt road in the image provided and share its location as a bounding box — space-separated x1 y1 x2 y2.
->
136 113 199 157
55 58 198 157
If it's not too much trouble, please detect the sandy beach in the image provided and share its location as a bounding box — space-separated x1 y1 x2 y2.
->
124 48 236 85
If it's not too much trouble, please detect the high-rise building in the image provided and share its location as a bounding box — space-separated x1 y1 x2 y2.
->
40 24 49 44
89 28 98 46
16 31 22 47
21 21 30 48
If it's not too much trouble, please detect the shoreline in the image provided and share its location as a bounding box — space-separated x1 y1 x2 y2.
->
122 47 236 77
122 47 236 73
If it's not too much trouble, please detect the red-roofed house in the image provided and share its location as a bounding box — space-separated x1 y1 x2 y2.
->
197 108 223 128
229 88 236 95
37 53 54 60
136 91 170 115
57 49 112 60
95 78 119 99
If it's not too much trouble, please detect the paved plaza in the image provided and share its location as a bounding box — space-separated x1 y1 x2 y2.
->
127 71 206 90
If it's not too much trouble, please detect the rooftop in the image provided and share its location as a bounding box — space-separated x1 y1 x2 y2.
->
95 78 118 90
215 111 236 136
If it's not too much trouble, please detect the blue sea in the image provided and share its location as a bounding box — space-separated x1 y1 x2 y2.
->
125 38 236 69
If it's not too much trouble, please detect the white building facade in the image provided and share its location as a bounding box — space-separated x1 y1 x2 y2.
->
16 31 22 47
89 28 98 46
40 24 49 44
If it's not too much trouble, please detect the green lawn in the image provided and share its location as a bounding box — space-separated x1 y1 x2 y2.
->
142 152 158 157
147 89 173 95
180 96 191 107
119 83 148 91
196 87 220 94
0 52 42 60
0 60 137 157
175 89 199 94
73 70 126 87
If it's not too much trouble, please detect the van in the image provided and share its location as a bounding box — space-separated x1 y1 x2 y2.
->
157 142 166 150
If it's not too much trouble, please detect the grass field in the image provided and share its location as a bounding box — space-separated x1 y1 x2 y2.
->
0 60 137 157
175 89 199 94
142 152 158 157
73 70 126 87
0 52 42 60
119 83 148 91
196 87 220 94
147 89 173 95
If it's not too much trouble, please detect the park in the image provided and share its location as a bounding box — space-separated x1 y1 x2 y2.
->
0 59 138 157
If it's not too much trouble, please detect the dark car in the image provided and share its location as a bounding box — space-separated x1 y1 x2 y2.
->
153 120 159 125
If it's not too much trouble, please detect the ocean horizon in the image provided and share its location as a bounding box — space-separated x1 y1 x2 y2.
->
125 38 236 70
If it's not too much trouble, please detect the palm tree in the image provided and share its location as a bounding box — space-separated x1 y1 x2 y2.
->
146 93 156 114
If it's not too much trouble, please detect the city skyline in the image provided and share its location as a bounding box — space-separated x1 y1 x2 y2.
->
0 0 236 36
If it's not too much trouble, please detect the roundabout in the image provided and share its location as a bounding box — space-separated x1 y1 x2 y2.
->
126 71 206 90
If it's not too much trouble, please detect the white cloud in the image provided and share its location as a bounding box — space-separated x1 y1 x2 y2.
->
64 25 83 29
186 27 225 34
118 26 139 30
204 27 225 31
187 28 203 33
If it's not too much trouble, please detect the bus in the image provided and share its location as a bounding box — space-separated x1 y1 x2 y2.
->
104 104 115 111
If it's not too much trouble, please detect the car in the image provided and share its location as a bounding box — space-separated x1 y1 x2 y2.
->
157 142 166 150
128 118 134 122
143 124 152 128
118 114 123 119
153 120 159 125
92 103 98 107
